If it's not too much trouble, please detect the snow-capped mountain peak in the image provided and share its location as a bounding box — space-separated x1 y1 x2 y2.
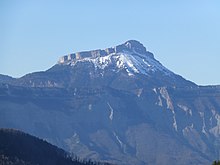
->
58 40 173 77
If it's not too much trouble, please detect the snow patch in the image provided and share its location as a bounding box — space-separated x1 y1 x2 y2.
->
152 88 157 94
73 88 77 96
173 114 178 132
126 70 134 76
88 104 92 111
142 59 151 67
113 132 123 148
199 112 207 134
107 102 114 121
137 88 143 97
63 50 174 77
113 132 126 153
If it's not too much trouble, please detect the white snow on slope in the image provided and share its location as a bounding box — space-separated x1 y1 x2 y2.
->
113 132 124 148
107 102 114 121
63 51 173 77
199 112 207 134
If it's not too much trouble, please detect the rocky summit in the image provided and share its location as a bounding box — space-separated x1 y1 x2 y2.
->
58 40 152 64
0 40 220 165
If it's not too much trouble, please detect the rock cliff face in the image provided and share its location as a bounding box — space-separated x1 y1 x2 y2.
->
0 40 220 165
58 40 153 64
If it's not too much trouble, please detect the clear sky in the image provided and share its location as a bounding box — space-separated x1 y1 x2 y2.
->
1 0 220 85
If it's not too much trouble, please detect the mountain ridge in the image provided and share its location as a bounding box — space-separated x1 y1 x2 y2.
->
0 40 196 88
0 40 220 165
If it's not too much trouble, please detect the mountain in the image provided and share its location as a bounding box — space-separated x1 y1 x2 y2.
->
0 74 14 84
0 40 220 165
3 40 194 88
0 128 111 165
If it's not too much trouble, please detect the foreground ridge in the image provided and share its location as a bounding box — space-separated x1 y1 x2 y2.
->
0 128 113 165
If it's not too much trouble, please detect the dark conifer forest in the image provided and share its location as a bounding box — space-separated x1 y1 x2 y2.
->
0 129 112 165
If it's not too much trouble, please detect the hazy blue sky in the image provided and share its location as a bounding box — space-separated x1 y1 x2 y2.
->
1 0 220 85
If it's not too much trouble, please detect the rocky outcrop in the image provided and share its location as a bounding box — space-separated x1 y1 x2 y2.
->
58 40 153 64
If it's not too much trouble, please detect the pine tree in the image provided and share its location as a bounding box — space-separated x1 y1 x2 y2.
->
213 160 220 165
